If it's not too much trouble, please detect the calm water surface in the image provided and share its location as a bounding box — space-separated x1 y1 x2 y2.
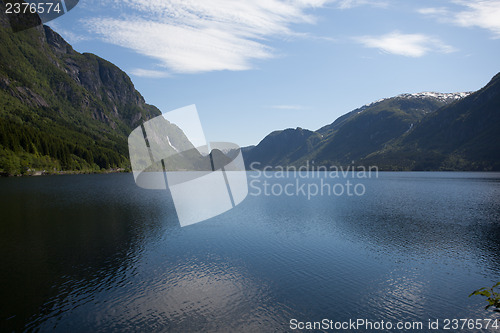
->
0 172 499 332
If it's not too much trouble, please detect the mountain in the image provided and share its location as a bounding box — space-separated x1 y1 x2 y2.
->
244 90 484 170
0 1 164 175
363 73 500 170
310 92 472 166
2 2 498 174
243 127 322 168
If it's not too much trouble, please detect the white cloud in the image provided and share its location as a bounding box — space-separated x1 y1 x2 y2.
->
46 22 91 43
419 0 500 38
417 7 449 17
88 18 274 73
129 69 171 78
337 0 389 9
453 0 500 38
83 0 339 74
355 31 456 57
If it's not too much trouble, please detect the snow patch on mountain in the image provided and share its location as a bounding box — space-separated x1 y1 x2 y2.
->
166 136 179 153
362 91 473 108
397 91 473 101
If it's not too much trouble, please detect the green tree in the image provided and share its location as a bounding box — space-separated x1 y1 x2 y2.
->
470 282 500 313
0 149 21 175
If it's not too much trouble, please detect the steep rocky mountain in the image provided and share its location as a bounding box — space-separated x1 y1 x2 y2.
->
244 90 480 169
0 1 163 174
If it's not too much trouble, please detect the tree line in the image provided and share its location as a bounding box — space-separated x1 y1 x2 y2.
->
0 117 129 175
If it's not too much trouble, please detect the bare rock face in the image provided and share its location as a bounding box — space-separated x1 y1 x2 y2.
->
39 24 159 129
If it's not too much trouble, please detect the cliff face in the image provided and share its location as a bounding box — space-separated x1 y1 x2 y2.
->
0 0 161 173
42 25 159 128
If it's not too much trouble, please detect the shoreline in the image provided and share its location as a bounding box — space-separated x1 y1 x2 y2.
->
0 168 129 178
2 169 499 178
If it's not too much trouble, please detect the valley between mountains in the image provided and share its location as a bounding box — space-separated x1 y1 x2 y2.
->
1 1 499 174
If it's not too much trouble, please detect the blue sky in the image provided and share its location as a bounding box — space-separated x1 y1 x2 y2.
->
48 0 500 147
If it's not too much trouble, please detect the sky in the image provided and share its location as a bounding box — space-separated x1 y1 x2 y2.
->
48 0 500 147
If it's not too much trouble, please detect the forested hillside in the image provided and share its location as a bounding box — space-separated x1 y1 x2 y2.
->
0 1 160 175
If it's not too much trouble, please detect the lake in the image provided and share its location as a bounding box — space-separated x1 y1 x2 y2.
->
0 172 499 332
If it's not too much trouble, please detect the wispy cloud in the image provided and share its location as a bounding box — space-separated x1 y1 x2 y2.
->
419 0 500 38
129 68 171 78
355 31 456 57
82 0 390 74
417 7 449 17
84 0 340 74
47 22 91 44
337 0 389 9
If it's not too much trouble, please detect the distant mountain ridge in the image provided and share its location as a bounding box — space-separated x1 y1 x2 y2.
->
362 92 472 109
244 75 499 171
